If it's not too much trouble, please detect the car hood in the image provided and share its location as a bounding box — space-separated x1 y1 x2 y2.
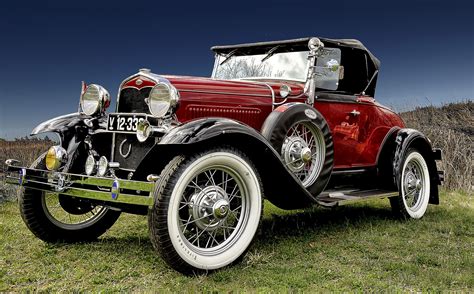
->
162 75 306 99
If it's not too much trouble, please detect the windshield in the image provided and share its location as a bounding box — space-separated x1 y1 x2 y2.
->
213 51 310 81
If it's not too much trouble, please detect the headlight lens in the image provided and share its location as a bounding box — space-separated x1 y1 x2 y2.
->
45 146 68 171
80 84 110 116
136 119 152 142
97 156 108 177
85 155 96 175
148 83 179 117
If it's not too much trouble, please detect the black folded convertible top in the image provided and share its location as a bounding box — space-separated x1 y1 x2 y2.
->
211 37 380 96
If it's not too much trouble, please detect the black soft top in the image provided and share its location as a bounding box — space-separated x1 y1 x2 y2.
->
212 37 380 96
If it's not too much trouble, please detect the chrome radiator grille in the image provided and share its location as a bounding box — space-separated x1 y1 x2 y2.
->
117 87 152 113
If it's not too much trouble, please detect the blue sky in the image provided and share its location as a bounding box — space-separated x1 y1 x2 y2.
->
0 0 472 139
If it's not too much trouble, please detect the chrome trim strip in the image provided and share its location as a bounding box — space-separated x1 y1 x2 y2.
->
179 89 272 98
237 81 276 110
331 169 367 175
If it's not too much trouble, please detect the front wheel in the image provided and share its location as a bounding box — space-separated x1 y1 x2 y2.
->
148 148 263 274
19 153 121 242
390 149 431 219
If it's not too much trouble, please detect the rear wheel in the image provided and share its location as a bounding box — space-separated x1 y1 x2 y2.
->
281 121 326 187
148 148 263 274
19 153 121 242
262 104 333 196
390 149 431 219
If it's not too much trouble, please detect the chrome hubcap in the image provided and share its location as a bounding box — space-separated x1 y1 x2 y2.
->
301 147 312 163
283 136 310 172
189 186 230 231
213 199 230 219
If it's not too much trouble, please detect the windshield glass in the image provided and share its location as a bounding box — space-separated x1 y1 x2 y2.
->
213 51 310 81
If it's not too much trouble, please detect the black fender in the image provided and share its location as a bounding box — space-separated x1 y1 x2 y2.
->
31 112 92 144
260 102 334 196
30 112 109 173
133 117 317 209
393 128 441 204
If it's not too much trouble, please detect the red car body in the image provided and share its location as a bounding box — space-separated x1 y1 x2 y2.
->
123 74 405 170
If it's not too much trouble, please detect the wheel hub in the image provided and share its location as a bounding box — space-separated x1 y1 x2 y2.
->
405 172 420 191
189 186 229 231
213 199 230 219
300 147 312 164
282 136 312 172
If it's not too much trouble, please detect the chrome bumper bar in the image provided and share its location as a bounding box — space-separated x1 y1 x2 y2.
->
4 164 156 207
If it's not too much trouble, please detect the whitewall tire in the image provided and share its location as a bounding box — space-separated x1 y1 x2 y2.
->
148 148 263 274
390 149 431 219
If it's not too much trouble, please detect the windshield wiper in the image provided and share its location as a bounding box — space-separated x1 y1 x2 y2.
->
219 49 239 65
261 45 280 62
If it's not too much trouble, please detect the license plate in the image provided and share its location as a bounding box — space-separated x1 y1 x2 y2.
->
107 113 146 133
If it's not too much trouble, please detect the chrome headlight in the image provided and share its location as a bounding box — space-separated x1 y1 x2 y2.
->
85 154 96 175
45 146 68 171
136 119 152 142
148 83 179 117
97 156 109 177
80 84 110 116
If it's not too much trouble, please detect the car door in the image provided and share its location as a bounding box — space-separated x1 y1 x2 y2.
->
314 94 369 169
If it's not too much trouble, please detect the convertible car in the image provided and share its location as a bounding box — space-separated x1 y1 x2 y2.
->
5 37 443 274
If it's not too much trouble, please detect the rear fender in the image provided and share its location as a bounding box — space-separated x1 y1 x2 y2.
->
393 128 441 204
134 118 316 209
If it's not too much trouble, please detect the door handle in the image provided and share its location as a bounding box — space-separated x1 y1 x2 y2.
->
349 110 360 116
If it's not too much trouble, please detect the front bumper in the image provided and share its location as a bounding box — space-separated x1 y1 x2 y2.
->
4 163 156 207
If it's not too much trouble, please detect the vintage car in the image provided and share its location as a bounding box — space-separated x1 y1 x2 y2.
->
5 37 443 274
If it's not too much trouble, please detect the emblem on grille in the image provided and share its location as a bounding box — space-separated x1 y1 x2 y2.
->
136 78 143 86
111 179 120 200
119 139 132 158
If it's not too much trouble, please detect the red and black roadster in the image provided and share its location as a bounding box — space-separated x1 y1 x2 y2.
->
5 37 443 274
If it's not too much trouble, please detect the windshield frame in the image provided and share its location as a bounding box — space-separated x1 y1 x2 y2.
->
211 49 311 83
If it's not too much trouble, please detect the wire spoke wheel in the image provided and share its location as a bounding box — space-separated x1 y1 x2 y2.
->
41 192 108 229
402 154 428 212
282 121 325 187
150 149 263 273
178 167 245 251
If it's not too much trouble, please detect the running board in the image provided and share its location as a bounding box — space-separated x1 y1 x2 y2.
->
316 189 398 207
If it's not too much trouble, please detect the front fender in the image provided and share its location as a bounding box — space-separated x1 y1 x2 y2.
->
393 128 441 204
31 113 91 143
134 118 317 209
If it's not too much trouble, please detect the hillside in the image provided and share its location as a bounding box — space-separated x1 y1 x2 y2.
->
400 100 473 192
